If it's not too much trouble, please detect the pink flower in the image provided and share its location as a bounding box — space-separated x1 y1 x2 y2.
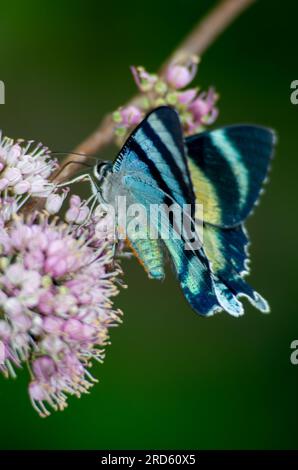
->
28 381 48 403
119 105 143 127
0 179 8 191
189 88 217 119
4 167 22 185
130 66 158 92
45 193 65 214
0 213 122 417
38 291 55 315
177 88 197 105
166 60 198 89
113 58 218 142
184 88 219 133
5 144 22 165
32 356 57 382
14 180 31 195
43 316 64 334
0 131 59 221
95 209 116 243
65 194 90 225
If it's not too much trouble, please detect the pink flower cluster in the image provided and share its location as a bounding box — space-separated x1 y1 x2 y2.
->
0 126 124 418
112 56 219 141
0 211 122 417
0 132 58 220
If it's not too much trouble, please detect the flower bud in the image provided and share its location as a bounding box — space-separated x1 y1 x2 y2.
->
119 105 143 127
5 167 22 185
14 179 31 195
46 193 64 214
166 64 193 89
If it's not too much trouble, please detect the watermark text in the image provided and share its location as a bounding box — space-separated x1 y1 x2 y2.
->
290 80 298 104
0 80 4 104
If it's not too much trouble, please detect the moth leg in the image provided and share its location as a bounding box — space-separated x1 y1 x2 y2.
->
82 191 98 223
82 174 100 198
57 173 99 196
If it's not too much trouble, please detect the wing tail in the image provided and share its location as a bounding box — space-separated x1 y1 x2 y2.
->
203 223 269 313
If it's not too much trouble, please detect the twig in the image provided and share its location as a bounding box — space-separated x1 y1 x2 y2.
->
26 0 255 211
162 0 255 69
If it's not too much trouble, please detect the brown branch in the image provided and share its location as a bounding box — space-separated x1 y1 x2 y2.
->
26 0 255 212
162 0 256 68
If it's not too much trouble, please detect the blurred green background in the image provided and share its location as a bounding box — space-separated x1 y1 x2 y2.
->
0 0 297 450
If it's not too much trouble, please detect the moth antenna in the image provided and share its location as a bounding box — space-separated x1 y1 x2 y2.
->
51 151 98 160
53 160 92 183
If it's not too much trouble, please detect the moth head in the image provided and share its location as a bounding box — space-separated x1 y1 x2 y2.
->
93 160 112 183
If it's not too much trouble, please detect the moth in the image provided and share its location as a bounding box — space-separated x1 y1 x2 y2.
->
72 106 275 317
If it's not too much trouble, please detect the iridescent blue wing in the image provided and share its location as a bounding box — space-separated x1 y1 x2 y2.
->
186 125 276 227
113 105 195 282
114 106 195 211
113 107 268 316
185 124 274 311
123 175 246 316
125 231 165 281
